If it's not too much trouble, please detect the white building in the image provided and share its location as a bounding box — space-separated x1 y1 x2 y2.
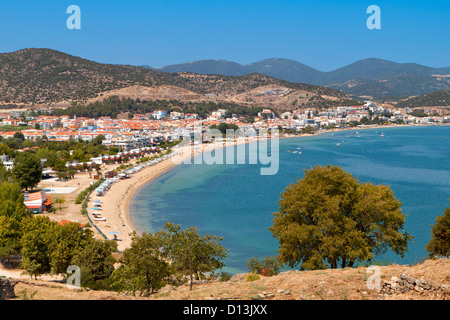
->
0 155 14 170
153 110 167 120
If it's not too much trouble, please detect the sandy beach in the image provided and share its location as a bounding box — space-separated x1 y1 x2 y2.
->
85 140 251 251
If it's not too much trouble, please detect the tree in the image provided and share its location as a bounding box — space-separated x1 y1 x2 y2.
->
210 123 239 136
20 216 54 279
270 165 412 270
71 148 85 162
12 152 43 191
0 216 23 267
0 162 11 182
13 131 25 141
0 181 30 220
158 222 228 290
0 143 14 157
246 256 281 276
20 216 93 278
53 159 67 172
425 202 450 257
71 240 117 289
91 134 105 146
54 197 65 210
48 222 94 275
111 232 171 296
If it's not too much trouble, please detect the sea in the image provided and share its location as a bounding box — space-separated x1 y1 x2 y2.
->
128 126 450 274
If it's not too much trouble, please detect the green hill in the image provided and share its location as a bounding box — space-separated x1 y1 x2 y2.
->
396 90 450 108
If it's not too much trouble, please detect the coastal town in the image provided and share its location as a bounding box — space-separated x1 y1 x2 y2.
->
1 101 449 150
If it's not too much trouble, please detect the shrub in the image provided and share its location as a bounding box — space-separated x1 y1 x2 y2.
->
246 273 260 282
217 271 232 282
246 256 281 276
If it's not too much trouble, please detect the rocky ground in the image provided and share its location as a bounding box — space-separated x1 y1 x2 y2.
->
2 258 448 301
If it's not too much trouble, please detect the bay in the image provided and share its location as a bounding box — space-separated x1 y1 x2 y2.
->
129 126 450 274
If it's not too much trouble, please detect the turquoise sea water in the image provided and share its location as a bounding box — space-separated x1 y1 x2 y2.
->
129 126 450 274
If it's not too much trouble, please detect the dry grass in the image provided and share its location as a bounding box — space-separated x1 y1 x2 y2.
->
8 258 449 300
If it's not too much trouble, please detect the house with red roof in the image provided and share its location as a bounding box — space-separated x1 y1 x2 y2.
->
24 191 52 213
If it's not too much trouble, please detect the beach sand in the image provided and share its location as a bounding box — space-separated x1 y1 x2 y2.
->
85 141 237 251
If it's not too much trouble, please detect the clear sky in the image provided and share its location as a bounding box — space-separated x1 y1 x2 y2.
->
0 0 449 71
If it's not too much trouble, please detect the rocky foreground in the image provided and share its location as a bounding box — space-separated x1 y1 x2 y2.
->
2 258 448 300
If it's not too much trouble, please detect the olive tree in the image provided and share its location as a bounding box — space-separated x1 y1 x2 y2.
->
270 165 413 270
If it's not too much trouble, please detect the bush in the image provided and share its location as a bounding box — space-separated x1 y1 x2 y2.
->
75 191 87 204
246 273 260 282
216 271 232 282
75 179 104 204
246 256 281 276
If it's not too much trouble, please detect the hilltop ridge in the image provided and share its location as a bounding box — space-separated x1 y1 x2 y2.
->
0 48 352 110
147 57 450 99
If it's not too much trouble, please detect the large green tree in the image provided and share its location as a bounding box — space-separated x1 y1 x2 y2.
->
158 222 229 290
0 181 30 220
270 165 412 270
20 216 94 278
12 152 43 191
110 232 171 296
0 216 23 267
20 216 54 279
71 239 117 289
48 222 94 275
425 201 450 257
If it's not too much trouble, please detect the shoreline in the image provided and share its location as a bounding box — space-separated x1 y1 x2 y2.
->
89 139 257 250
93 123 448 251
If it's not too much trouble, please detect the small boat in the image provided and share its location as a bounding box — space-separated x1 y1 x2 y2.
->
336 143 341 147
293 151 298 153
380 133 385 137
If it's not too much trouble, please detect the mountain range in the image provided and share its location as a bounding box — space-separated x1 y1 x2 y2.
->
1 48 448 110
0 48 354 110
145 58 450 99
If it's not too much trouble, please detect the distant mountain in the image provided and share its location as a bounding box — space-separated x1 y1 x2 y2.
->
0 48 354 110
154 59 248 76
150 58 323 84
244 58 323 84
147 58 450 99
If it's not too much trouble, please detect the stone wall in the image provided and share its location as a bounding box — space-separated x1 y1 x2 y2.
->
380 273 449 299
0 278 17 300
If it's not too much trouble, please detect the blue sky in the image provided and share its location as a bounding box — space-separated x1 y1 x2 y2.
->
0 0 449 71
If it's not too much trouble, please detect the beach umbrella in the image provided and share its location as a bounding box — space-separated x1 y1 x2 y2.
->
109 231 119 234
89 207 101 210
